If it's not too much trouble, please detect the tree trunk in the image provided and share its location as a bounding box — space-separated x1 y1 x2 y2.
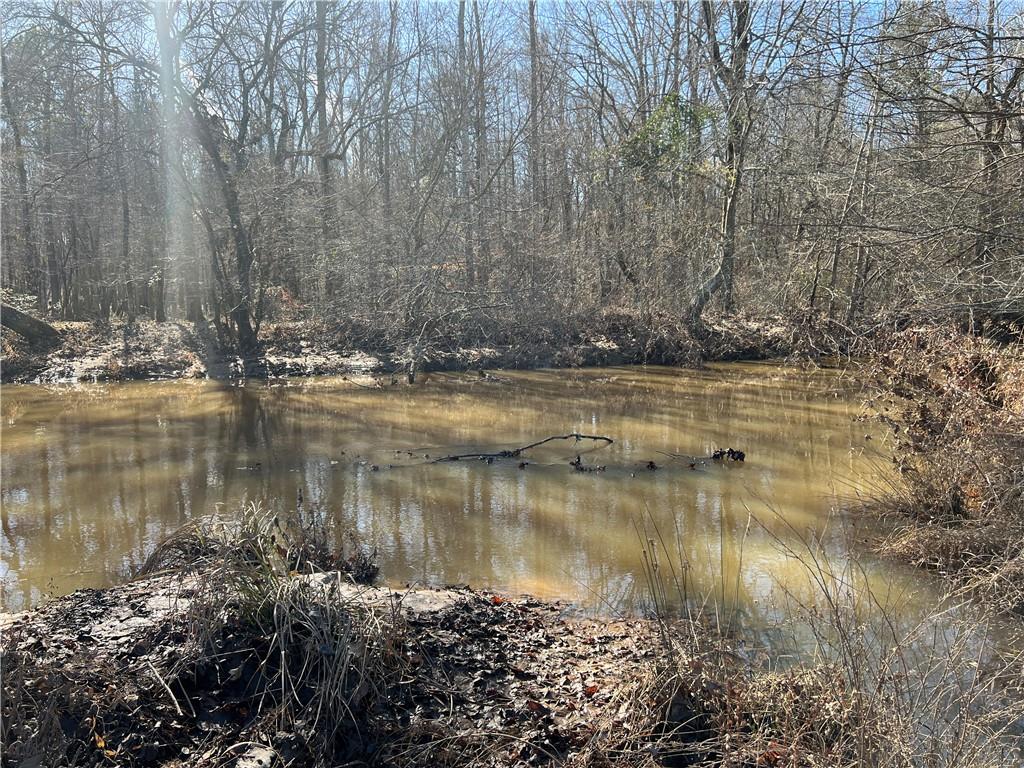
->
1 305 61 346
975 0 1001 269
380 1 398 262
1 51 41 310
43 86 61 314
528 0 541 211
687 0 750 329
473 0 490 285
316 0 334 242
458 0 474 285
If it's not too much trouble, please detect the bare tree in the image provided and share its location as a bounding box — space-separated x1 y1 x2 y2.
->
1 0 1020 349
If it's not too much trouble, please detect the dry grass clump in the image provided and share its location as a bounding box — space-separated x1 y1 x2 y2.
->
2 504 401 768
634 518 1024 768
141 505 393 758
208 573 407 760
708 666 859 764
658 615 1024 768
650 638 870 767
867 326 1024 614
139 501 379 585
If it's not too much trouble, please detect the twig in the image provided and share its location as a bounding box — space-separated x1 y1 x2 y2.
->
431 433 614 463
657 450 699 462
341 374 377 389
146 659 185 717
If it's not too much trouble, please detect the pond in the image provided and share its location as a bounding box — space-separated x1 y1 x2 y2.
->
1 363 939 634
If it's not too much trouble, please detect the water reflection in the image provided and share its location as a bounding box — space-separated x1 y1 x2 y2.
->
1 364 931 629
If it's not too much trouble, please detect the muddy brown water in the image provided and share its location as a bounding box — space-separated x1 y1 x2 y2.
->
1 363 941 634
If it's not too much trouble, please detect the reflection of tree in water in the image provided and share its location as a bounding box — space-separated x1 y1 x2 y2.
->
1 369 893 630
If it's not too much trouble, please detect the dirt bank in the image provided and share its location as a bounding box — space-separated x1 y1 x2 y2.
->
1 574 676 767
867 327 1024 615
0 571 914 768
1 310 825 384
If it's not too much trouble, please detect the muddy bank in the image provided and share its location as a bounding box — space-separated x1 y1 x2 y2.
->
7 572 1021 768
1 507 690 767
0 571 686 768
1 310 824 384
0 571 899 768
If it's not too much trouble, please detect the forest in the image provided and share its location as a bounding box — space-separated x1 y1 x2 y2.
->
2 3 1024 768
2 0 1021 356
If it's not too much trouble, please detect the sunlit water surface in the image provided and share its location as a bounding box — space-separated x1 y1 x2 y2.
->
1 364 939 635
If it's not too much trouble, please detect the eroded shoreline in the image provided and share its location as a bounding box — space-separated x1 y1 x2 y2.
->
0 314 820 385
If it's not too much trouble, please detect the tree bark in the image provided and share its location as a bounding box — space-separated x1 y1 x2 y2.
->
315 0 334 242
0 51 41 309
687 0 750 329
42 85 62 315
380 0 398 257
458 0 474 285
1 305 61 345
528 0 541 210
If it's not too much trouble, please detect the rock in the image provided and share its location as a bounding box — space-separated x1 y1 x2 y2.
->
233 744 278 768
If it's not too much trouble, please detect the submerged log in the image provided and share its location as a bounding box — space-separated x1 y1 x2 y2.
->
0 304 61 345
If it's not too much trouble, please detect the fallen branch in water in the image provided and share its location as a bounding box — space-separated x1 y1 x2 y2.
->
657 447 747 465
431 433 614 463
570 454 606 472
711 448 745 462
657 451 704 467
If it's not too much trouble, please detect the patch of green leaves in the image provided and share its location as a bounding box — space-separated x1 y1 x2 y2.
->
619 95 715 178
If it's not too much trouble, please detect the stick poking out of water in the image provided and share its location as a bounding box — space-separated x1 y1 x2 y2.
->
431 433 614 463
